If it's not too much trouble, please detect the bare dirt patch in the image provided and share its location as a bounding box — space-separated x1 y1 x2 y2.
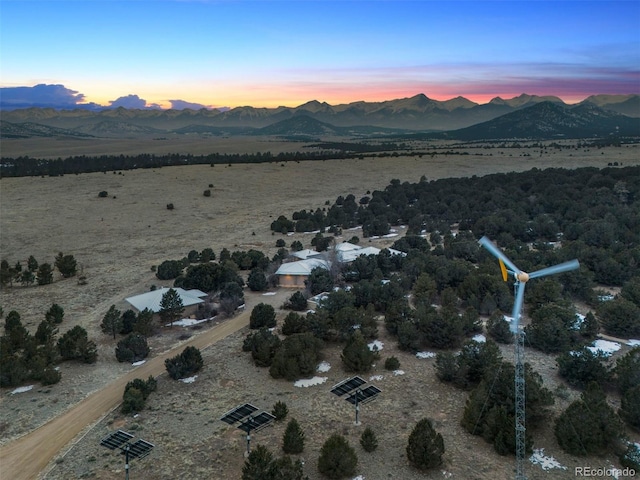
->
2 145 639 479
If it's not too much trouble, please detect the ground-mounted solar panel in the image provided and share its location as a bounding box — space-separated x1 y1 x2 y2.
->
100 430 134 450
124 439 155 459
330 376 366 397
237 411 276 433
220 403 259 424
345 385 381 405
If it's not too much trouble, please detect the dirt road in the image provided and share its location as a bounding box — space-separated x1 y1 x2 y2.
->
0 290 289 480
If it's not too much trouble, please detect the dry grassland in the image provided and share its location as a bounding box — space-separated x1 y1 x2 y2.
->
1 143 639 480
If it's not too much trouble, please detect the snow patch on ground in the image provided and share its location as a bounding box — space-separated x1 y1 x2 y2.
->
370 375 383 381
262 292 277 296
627 339 640 347
573 313 585 330
588 339 621 356
317 361 331 373
368 340 384 351
180 375 197 384
529 448 567 471
132 360 146 366
393 370 405 376
472 334 486 343
416 351 436 359
294 376 328 388
11 385 34 395
170 317 214 327
352 476 365 480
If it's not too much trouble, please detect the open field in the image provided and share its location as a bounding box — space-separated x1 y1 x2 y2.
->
1 143 639 479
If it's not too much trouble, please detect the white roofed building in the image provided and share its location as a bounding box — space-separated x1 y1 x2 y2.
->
275 241 405 287
125 287 207 313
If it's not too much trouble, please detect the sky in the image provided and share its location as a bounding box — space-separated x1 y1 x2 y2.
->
1 0 639 110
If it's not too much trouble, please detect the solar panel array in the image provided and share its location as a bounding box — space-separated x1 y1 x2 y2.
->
330 376 366 397
100 430 134 450
238 412 276 433
346 385 382 405
220 403 259 424
124 439 155 460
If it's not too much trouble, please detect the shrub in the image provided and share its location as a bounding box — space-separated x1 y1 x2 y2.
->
166 203 174 210
269 332 323 381
165 346 203 380
384 356 400 371
121 376 157 414
486 311 513 344
282 418 305 454
250 303 276 329
406 418 444 470
98 191 108 197
203 189 211 197
156 260 183 280
555 382 623 455
40 368 62 385
360 427 378 452
557 347 610 388
286 291 308 311
272 401 288 421
281 312 309 336
620 384 640 430
317 434 357 479
45 304 65 324
275 239 286 248
341 331 378 373
247 268 268 292
243 328 281 367
115 334 150 363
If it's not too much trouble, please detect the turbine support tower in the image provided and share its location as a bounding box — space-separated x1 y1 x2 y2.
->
478 236 579 480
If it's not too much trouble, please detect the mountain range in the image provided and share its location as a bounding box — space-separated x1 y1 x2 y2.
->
1 93 638 140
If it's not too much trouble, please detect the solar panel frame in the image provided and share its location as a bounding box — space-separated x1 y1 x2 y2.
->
237 412 276 433
220 403 259 424
100 430 134 450
123 439 155 460
330 376 366 397
345 385 381 405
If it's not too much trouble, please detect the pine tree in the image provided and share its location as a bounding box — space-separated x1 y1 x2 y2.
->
555 382 622 455
317 434 357 479
159 288 184 328
100 305 122 339
360 427 378 452
341 331 377 373
282 418 305 454
406 418 444 470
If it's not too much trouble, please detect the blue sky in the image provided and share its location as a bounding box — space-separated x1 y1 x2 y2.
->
1 0 639 109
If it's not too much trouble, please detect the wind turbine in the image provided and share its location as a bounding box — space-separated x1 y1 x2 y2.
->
478 236 579 480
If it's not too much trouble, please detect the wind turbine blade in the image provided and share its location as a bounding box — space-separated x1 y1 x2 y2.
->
478 236 520 274
499 259 508 282
529 260 580 280
511 282 526 333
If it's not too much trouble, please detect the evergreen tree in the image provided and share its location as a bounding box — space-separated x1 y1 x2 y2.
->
100 305 122 339
159 288 184 328
341 331 377 373
282 418 305 454
54 252 77 278
36 263 53 285
557 347 609 388
116 334 150 363
360 427 378 452
133 308 154 336
248 268 268 292
27 255 38 272
57 326 97 363
317 434 357 479
486 311 513 344
250 303 276 329
45 304 65 324
406 418 445 470
614 347 640 395
620 384 640 430
165 346 203 380
242 445 276 480
555 382 622 456
272 401 289 421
